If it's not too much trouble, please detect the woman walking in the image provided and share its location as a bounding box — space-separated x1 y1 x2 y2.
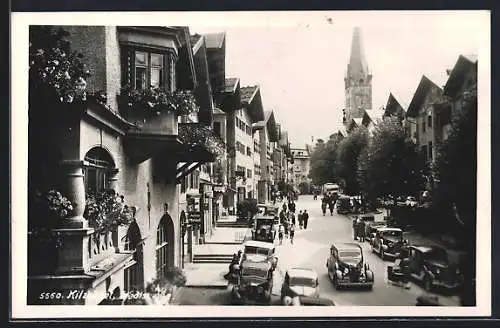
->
278 224 285 245
290 223 296 245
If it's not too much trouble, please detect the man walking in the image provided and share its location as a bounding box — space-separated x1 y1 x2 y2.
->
303 210 309 229
298 210 303 229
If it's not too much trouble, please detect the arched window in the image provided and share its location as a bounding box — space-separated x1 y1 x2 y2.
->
84 147 116 193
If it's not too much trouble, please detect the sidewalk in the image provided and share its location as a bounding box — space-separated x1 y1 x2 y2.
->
183 263 229 288
204 227 252 244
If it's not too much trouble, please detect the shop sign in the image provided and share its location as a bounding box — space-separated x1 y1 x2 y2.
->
188 211 201 223
205 191 214 198
213 186 225 193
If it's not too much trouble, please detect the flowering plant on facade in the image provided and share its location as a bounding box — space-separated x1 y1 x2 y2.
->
29 26 91 105
120 85 200 117
178 123 226 158
83 189 134 233
29 189 74 248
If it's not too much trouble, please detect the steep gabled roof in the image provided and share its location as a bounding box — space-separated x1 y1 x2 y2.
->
240 86 265 123
443 54 478 97
204 33 226 49
224 77 240 94
406 75 443 117
263 110 279 142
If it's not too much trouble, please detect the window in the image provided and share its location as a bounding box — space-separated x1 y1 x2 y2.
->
422 120 426 133
428 114 433 128
422 145 428 163
189 170 200 189
213 122 222 137
428 141 433 160
84 147 115 193
247 169 252 178
134 51 165 90
246 147 252 157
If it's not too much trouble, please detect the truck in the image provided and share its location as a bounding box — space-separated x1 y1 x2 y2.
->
322 183 340 196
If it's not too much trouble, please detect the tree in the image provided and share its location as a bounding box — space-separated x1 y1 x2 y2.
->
357 117 425 202
336 127 369 195
309 135 342 186
432 82 477 306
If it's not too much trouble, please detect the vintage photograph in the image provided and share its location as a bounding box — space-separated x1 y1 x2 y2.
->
11 11 490 318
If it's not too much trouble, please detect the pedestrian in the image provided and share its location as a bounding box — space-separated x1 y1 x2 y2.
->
298 210 303 229
321 200 327 216
329 200 335 216
278 224 285 245
282 203 287 213
290 223 295 244
291 211 296 226
290 201 296 213
303 210 309 229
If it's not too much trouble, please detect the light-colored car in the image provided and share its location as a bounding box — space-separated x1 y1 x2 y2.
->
281 268 320 300
405 196 418 207
241 240 278 270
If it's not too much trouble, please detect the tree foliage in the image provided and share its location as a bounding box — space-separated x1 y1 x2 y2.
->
309 135 342 186
357 117 425 201
336 127 369 195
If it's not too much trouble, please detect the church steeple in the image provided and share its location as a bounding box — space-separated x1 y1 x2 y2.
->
343 27 373 125
347 27 370 80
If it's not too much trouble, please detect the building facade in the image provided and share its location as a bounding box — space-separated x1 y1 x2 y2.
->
289 147 311 192
28 26 220 305
406 75 447 165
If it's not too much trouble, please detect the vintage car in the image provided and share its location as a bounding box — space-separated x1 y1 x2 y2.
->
241 240 278 270
252 215 276 243
365 221 388 244
407 245 463 293
232 260 273 304
352 214 375 241
371 227 408 260
280 268 320 300
336 196 352 214
326 242 374 290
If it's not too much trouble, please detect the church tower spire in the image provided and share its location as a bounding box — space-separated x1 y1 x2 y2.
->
344 27 372 125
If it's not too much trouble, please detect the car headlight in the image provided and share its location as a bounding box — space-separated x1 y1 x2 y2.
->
435 268 440 275
344 268 349 275
456 268 461 275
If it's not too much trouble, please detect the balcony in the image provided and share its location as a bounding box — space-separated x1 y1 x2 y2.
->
118 88 201 164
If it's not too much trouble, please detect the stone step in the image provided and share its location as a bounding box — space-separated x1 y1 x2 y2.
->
192 258 234 264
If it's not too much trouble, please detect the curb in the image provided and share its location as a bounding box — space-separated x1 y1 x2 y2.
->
184 284 229 289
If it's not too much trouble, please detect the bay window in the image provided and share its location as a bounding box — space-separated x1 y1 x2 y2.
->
134 51 164 90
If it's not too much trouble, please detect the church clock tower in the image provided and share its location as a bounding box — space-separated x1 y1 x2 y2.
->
344 27 372 125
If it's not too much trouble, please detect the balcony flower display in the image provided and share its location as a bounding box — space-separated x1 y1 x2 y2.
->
120 85 200 118
83 189 134 233
178 123 226 158
29 26 91 105
29 189 74 248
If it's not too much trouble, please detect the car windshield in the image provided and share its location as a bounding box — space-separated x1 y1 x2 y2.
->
242 267 268 278
339 251 362 260
290 277 317 287
382 230 402 238
245 246 270 256
426 249 449 263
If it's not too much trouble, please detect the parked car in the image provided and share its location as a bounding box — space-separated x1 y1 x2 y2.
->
365 221 388 244
252 216 276 243
280 268 320 300
371 227 407 260
408 245 463 294
326 242 374 290
241 240 278 270
406 196 418 207
232 260 273 304
336 196 352 214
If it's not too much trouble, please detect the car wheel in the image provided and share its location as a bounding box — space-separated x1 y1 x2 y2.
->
424 276 432 292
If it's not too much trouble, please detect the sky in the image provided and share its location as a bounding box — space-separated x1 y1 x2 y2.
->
190 11 487 148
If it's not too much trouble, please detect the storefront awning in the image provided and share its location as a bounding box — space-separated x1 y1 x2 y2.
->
176 161 203 183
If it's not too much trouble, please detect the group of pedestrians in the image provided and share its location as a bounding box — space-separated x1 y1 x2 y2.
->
321 193 338 216
276 201 309 245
